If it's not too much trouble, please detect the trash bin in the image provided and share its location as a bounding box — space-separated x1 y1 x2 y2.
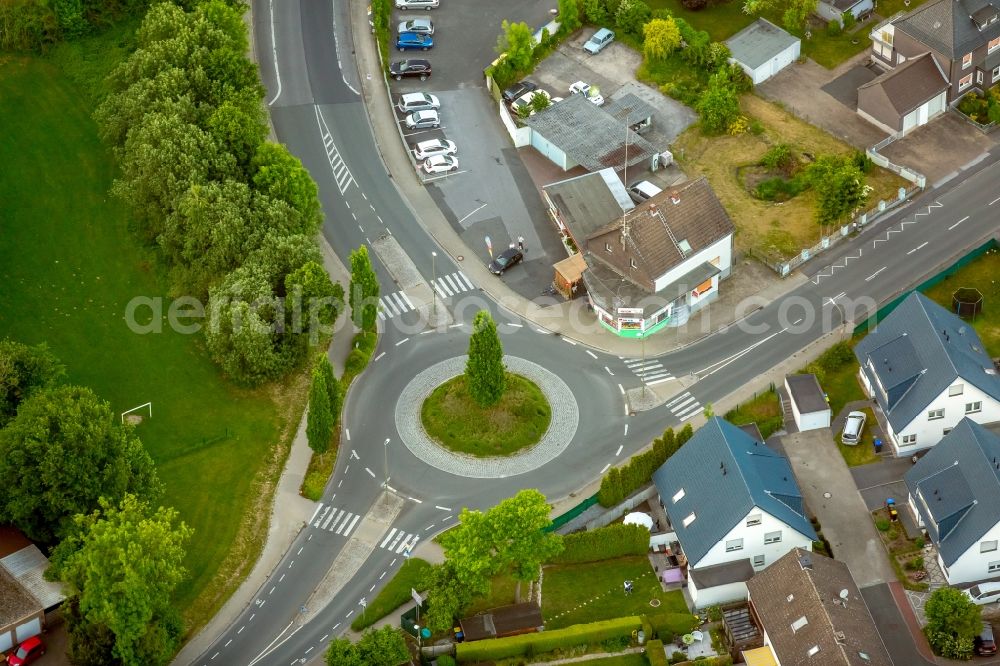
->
874 438 883 453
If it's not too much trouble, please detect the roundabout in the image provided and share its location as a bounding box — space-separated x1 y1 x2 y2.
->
395 355 580 478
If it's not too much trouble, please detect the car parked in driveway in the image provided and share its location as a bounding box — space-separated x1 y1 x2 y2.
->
395 0 438 9
627 180 662 203
6 637 45 666
397 92 440 113
413 138 456 160
976 622 997 656
501 80 537 103
841 410 866 445
584 28 614 54
405 109 440 129
569 81 604 106
397 17 434 34
390 59 431 81
488 247 523 275
509 89 551 115
422 154 459 174
397 31 433 51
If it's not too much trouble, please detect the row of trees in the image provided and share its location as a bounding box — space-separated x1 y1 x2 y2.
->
95 0 340 386
325 626 409 666
0 340 190 665
0 0 152 51
597 424 694 507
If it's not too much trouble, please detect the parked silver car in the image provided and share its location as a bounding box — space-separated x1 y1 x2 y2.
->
584 28 615 54
397 17 434 34
413 138 456 160
395 0 438 9
841 411 866 445
397 92 440 113
404 109 440 129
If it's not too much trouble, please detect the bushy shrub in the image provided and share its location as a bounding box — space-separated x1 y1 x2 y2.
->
598 424 694 507
648 612 699 641
852 150 874 174
760 144 794 171
755 176 807 202
826 19 842 36
455 617 641 661
548 524 650 564
842 10 856 29
437 656 457 666
647 640 669 666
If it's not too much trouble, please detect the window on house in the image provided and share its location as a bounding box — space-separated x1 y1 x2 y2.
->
605 243 613 253
944 428 953 436
960 73 974 89
990 36 1000 52
978 71 984 84
902 434 917 445
994 66 1000 81
672 488 685 503
747 514 762 527
928 408 945 420
807 646 820 657
764 531 782 544
791 616 808 632
682 512 696 527
967 402 983 414
989 561 1000 573
949 384 964 396
726 538 744 552
981 540 998 553
753 554 765 567
963 52 974 68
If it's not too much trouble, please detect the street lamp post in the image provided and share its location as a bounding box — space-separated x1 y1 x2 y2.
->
414 624 422 654
639 329 646 398
431 251 437 313
383 438 390 490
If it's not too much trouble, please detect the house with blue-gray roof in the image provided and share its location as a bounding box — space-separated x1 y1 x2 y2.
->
652 417 816 608
905 419 1000 586
855 292 1000 456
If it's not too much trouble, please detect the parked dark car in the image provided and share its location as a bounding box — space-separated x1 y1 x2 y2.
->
976 623 997 656
390 59 431 81
396 31 433 51
488 247 523 275
501 80 537 103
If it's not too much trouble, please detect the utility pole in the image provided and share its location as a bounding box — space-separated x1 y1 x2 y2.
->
640 330 647 399
431 251 437 315
383 438 390 490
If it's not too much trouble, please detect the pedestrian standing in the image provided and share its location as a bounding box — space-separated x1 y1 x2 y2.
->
518 235 525 251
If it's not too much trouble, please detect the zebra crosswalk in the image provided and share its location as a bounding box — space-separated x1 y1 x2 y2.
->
378 290 416 319
431 271 475 299
313 505 362 537
665 391 702 422
379 527 420 554
623 357 673 386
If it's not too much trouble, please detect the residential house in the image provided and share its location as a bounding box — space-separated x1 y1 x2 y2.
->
745 549 892 666
543 174 734 337
854 291 1000 455
817 0 874 23
726 19 801 85
904 418 1000 586
857 52 950 134
652 418 816 608
863 0 1000 132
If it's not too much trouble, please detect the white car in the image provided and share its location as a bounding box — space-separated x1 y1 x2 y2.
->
397 17 434 34
413 138 457 160
397 92 440 113
423 155 458 174
404 109 440 129
569 81 604 106
841 411 866 445
395 0 438 9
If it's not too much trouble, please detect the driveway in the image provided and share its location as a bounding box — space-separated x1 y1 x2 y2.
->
780 429 896 588
880 111 999 187
861 583 935 666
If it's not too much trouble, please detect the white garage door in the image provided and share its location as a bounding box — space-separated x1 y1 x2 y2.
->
927 91 945 116
902 108 918 131
0 629 13 652
14 617 41 642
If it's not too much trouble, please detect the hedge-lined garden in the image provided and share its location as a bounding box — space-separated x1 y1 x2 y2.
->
548 524 650 564
455 616 641 662
597 424 694 507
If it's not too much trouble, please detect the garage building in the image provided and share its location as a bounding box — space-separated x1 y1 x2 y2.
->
856 52 949 135
784 373 831 432
0 565 42 653
726 19 801 85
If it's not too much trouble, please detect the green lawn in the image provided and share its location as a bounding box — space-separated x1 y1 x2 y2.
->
837 407 880 466
923 248 1000 356
724 389 783 439
0 54 298 635
646 0 755 41
543 557 688 630
351 558 432 630
583 655 650 666
465 570 522 615
421 373 551 457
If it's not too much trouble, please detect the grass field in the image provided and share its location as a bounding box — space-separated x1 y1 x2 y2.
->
0 51 303 635
674 95 908 262
923 248 1000 356
724 389 783 439
543 557 688 630
422 373 551 457
465 570 522 615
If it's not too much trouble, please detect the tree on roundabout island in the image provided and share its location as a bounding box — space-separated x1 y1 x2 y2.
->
466 310 506 406
421 310 551 457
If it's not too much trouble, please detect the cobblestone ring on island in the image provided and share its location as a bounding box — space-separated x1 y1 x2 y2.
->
394 355 580 478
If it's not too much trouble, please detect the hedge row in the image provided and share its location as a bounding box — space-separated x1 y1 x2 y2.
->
676 657 732 666
455 616 641 662
548 524 649 564
647 612 699 643
647 640 668 666
597 424 694 507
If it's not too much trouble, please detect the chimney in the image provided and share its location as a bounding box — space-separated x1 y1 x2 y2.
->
670 195 681 205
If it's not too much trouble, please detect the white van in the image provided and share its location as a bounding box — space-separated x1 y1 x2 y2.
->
966 582 1000 605
627 180 662 204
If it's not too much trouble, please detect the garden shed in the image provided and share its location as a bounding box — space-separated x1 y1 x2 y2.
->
783 373 830 432
726 19 800 85
459 603 543 642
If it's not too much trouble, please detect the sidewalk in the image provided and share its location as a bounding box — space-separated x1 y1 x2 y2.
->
347 0 803 359
172 236 358 665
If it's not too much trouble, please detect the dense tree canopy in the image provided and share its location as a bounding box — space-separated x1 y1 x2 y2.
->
50 494 192 666
349 246 380 332
307 363 333 453
465 310 505 407
324 627 409 666
924 587 980 660
0 386 161 543
0 339 64 428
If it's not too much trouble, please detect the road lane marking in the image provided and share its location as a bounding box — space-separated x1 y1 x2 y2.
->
346 429 351 440
265 0 282 106
409 497 422 503
561 337 577 345
616 444 623 456
600 463 610 474
906 242 928 255
457 202 488 225
395 337 409 346
624 423 629 436
309 504 323 524
605 366 614 375
374 352 386 362
991 196 1000 205
949 215 969 230
365 467 376 478
435 505 451 511
865 267 886 281
585 350 597 359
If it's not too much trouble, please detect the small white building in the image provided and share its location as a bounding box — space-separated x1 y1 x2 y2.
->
905 419 1000 587
652 418 816 609
784 374 831 432
854 292 1000 456
726 19 801 85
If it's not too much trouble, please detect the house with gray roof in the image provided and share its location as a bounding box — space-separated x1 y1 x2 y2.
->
857 52 950 134
652 418 816 608
904 419 1000 585
523 93 658 173
726 19 801 85
866 0 1000 132
817 0 874 22
854 292 1000 455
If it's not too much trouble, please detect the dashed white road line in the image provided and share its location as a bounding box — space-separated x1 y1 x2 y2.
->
374 352 386 362
618 384 624 394
585 350 597 359
865 267 887 281
600 463 610 474
395 337 410 346
365 468 376 478
991 196 1000 205
435 505 451 511
561 338 577 345
949 215 969 230
605 366 614 376
616 444 623 456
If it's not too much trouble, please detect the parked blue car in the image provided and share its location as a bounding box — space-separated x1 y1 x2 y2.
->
397 32 433 51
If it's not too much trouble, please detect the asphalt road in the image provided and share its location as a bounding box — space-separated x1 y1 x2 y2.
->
185 0 1000 662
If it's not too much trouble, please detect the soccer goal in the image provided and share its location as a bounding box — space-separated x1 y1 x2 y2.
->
121 402 152 425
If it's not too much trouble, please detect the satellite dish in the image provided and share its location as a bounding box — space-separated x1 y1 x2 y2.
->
839 589 849 600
